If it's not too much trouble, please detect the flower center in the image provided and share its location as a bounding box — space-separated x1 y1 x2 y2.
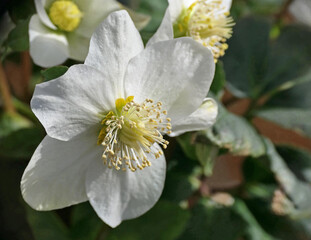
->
173 0 235 62
97 96 171 172
49 0 83 32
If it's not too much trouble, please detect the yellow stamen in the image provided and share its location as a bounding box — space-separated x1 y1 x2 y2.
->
49 0 83 32
97 97 170 171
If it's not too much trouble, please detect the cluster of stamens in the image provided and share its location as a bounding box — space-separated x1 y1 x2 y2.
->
49 0 83 32
97 97 171 172
174 0 235 62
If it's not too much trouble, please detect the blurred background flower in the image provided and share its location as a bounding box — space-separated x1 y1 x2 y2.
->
148 0 234 62
289 0 311 26
29 0 150 67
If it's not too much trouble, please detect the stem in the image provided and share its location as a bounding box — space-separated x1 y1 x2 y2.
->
0 61 15 113
261 69 311 105
12 98 39 124
222 95 239 107
96 224 110 240
244 99 258 120
275 0 294 21
21 52 32 101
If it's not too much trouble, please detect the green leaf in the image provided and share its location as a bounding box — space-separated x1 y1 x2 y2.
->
161 171 199 202
178 199 246 240
224 18 311 99
263 68 311 106
262 26 311 93
0 112 32 138
0 127 44 159
233 199 276 240
257 109 311 137
8 0 35 22
41 66 69 81
169 141 199 175
138 0 168 43
195 143 218 176
26 207 70 240
247 0 285 16
243 156 275 184
242 142 311 238
223 17 270 98
177 133 197 161
70 202 103 240
265 139 311 211
277 145 311 183
244 195 311 240
255 67 311 137
0 161 34 239
106 201 190 240
210 61 226 98
7 17 30 51
138 0 167 31
230 0 285 19
161 143 201 202
205 103 265 157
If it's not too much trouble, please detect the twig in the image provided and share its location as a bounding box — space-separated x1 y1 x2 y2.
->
275 0 294 20
21 52 32 101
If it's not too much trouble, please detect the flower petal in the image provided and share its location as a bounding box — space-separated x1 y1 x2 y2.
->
31 64 116 141
85 10 144 98
29 15 69 67
146 8 173 46
85 144 166 228
75 0 121 38
124 38 215 123
66 32 89 61
169 0 184 22
21 131 101 211
289 0 311 26
169 98 218 137
219 0 232 12
34 0 57 29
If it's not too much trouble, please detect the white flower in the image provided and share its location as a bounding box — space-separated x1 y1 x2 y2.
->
21 10 217 227
29 0 150 67
289 0 311 27
148 0 234 62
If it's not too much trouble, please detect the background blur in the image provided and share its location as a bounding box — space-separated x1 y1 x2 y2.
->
1 0 311 239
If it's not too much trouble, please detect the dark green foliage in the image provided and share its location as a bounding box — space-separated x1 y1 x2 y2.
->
41 66 69 81
107 201 190 240
7 17 30 52
223 17 271 98
178 200 246 240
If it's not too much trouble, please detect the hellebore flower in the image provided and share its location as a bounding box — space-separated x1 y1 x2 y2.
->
21 10 217 227
289 0 311 26
29 0 150 67
148 0 234 62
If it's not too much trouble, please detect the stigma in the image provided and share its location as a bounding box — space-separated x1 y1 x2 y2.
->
49 0 83 32
173 0 235 62
97 96 171 172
